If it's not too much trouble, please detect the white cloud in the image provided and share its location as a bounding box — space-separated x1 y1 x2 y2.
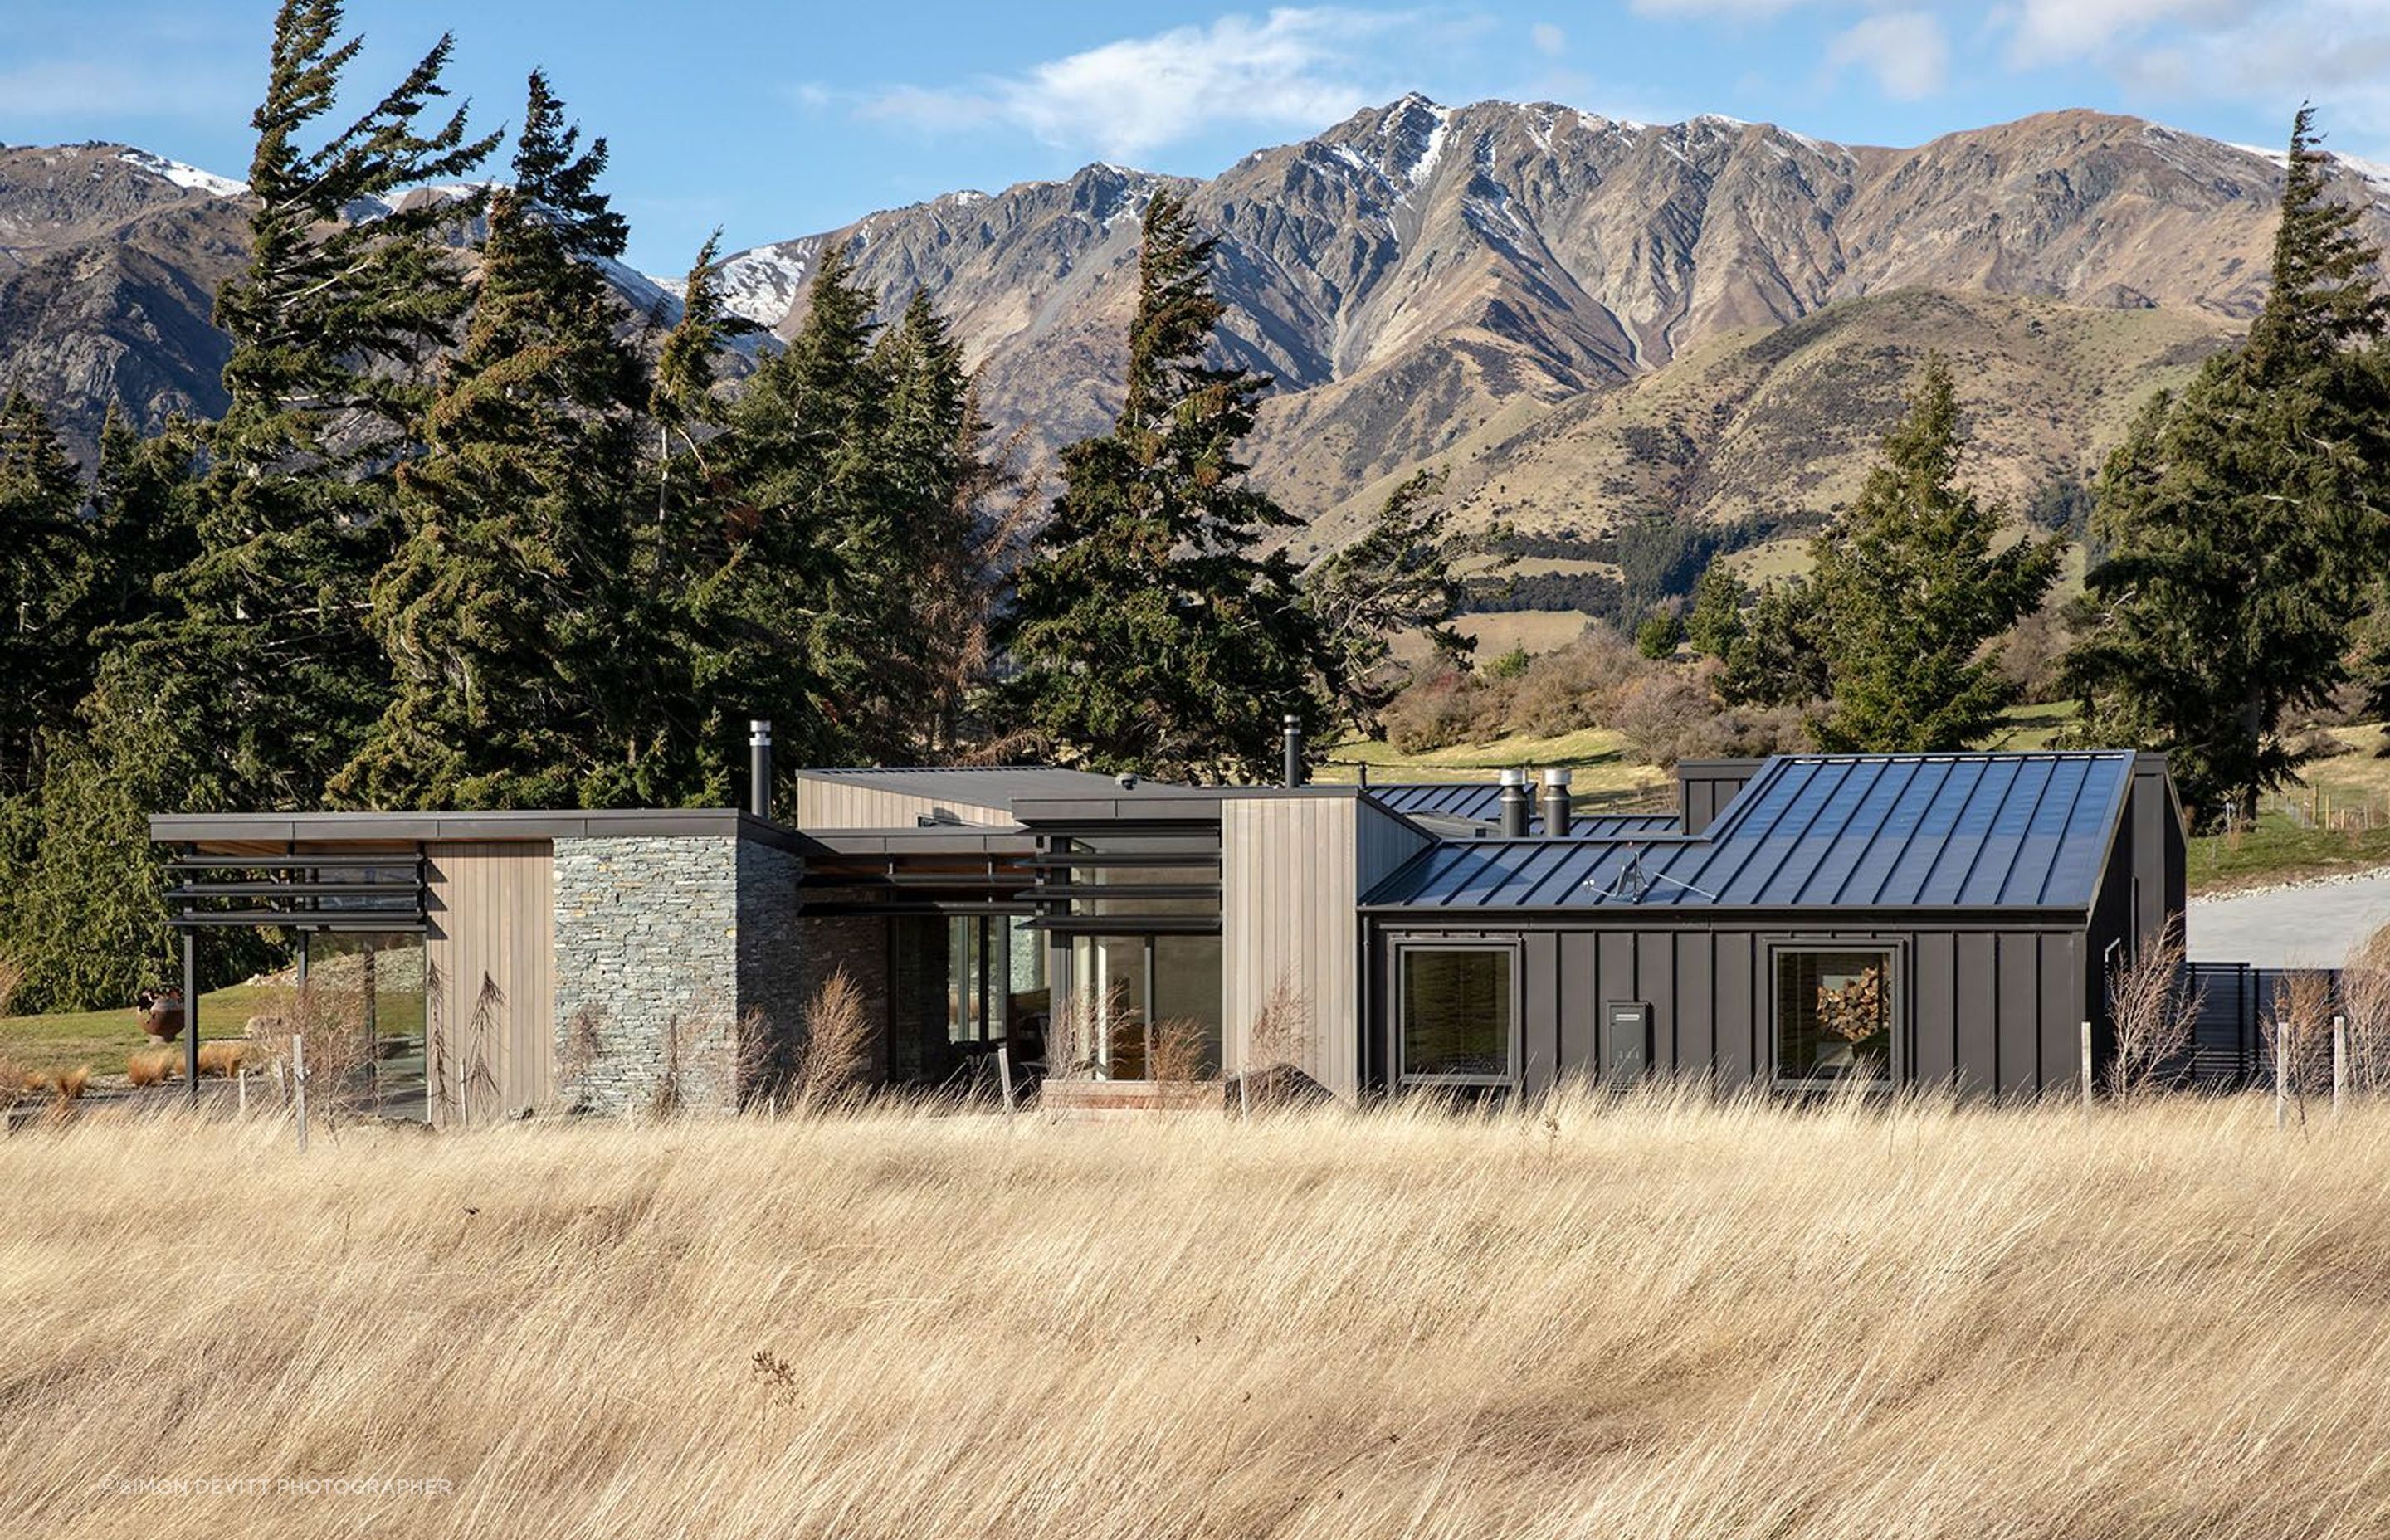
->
862 8 1403 162
1530 22 1568 56
2005 0 2244 68
1827 12 1949 100
2003 0 2390 147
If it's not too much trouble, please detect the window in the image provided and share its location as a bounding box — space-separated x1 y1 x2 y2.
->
1065 932 1222 1079
1774 948 1895 1086
890 915 1051 1085
1398 946 1517 1085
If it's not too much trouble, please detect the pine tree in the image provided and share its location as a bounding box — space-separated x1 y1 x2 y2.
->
337 71 644 810
1685 560 1748 660
869 290 1018 758
1305 467 1471 739
1004 190 1319 783
1808 357 2061 753
686 243 884 771
0 394 90 799
1719 578 1828 709
95 0 498 811
2066 107 2390 824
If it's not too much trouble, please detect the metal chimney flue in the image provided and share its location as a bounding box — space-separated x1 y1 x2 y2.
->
749 719 773 821
1498 768 1529 838
1282 714 1305 787
1539 766 1573 837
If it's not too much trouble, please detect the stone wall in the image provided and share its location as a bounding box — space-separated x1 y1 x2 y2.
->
794 904 891 1083
734 839 807 1089
553 836 744 1116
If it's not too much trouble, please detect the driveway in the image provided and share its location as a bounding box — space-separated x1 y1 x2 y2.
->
2186 870 2390 967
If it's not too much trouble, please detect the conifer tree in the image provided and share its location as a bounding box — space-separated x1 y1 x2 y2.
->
1808 356 2061 753
1004 190 1319 783
1305 466 1471 739
688 244 883 770
2066 107 2390 823
94 0 497 811
870 290 1019 758
0 394 90 799
338 71 643 810
1719 578 1828 710
1685 561 1748 660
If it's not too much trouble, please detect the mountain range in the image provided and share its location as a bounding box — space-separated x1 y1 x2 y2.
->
5 99 2387 602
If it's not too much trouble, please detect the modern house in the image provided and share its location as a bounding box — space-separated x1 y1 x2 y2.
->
149 734 2185 1121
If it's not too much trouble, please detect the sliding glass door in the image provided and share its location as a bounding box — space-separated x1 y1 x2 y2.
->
889 914 1048 1086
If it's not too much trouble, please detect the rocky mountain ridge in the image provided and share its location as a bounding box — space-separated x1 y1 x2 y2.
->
4 102 2383 551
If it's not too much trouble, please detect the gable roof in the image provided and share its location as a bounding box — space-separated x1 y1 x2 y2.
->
1363 753 2138 914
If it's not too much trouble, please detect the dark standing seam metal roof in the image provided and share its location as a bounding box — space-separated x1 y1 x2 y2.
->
1361 753 2136 913
1366 783 1679 838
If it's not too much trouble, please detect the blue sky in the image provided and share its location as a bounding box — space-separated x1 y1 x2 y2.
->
6 1 2388 276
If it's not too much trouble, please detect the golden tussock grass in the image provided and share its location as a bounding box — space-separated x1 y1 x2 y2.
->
123 1050 174 1089
195 1040 246 1078
5 1089 2390 1538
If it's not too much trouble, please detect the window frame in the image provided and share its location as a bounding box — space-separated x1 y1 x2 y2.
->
1767 939 1905 1092
1394 940 1524 1089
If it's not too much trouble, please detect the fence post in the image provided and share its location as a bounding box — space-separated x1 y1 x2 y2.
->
996 1043 1015 1120
237 1065 247 1121
292 1034 309 1154
2080 1019 2094 1127
2334 1014 2348 1119
2275 1025 2288 1133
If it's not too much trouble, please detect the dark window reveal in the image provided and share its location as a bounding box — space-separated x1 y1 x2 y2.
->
1775 948 1895 1085
1399 947 1516 1084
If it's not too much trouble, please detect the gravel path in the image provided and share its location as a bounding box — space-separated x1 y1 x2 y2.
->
2187 867 2390 967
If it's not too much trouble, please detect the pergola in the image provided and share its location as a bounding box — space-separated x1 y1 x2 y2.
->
159 841 428 1104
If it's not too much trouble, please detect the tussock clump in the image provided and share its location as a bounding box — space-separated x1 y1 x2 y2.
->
124 1050 176 1088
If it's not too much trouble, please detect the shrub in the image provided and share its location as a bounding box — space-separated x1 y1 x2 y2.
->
1381 667 1500 753
1485 644 1530 680
2105 920 2202 1101
1635 611 1685 660
792 971 872 1111
1509 631 1646 738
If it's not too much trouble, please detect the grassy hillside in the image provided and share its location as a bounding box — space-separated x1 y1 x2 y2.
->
6 1093 2388 1538
1442 288 2234 541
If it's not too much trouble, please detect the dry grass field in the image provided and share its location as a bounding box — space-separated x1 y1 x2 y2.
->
6 1089 2390 1539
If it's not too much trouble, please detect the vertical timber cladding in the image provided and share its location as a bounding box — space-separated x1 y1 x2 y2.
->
424 841 557 1126
1222 793 1431 1099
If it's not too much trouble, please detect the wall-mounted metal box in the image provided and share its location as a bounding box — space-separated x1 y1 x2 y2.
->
1605 1001 1651 1084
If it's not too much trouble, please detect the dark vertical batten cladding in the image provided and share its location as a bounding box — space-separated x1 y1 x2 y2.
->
1678 760 1764 836
1363 753 2173 1100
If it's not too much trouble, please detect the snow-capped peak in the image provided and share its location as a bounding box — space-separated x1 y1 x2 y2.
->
119 149 246 199
713 239 819 328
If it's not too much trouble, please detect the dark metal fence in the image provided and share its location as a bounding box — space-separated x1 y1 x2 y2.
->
2185 962 2341 1089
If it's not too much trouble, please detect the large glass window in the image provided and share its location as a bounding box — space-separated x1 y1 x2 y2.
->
1063 932 1222 1079
305 931 427 1123
1775 948 1895 1085
1398 947 1516 1084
